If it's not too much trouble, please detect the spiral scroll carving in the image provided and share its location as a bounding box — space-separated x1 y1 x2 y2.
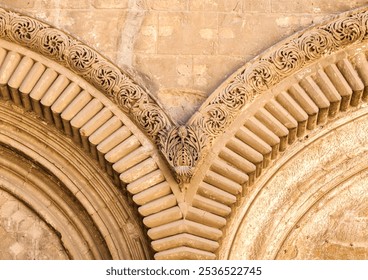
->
298 30 334 60
271 43 306 76
324 17 364 47
66 44 98 74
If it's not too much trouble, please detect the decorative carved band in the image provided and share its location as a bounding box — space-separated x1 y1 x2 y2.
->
1 7 368 184
190 7 368 145
0 8 207 182
0 8 173 141
2 5 368 260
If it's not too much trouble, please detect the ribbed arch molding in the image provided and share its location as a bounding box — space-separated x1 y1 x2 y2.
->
0 102 151 259
182 7 368 259
188 40 368 259
0 39 182 259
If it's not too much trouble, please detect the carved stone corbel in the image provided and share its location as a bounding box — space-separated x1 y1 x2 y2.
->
158 125 206 188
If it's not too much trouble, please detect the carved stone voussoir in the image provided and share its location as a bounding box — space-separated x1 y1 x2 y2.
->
2 7 368 185
191 7 368 150
0 8 172 144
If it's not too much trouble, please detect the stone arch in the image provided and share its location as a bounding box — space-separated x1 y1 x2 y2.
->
221 109 368 259
0 8 182 259
0 103 148 259
181 6 368 259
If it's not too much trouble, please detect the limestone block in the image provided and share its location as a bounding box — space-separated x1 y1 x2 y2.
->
147 0 188 11
216 0 247 12
134 54 193 88
156 88 206 123
189 0 221 11
92 0 129 9
134 12 158 54
0 190 68 260
157 12 218 55
271 0 368 14
192 55 246 92
218 13 313 56
1 0 34 8
57 10 126 54
38 0 90 9
189 0 244 12
244 0 271 12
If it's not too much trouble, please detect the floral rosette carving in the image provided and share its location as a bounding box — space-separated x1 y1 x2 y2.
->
36 28 71 61
158 125 206 185
298 29 334 60
66 44 98 74
197 104 233 143
324 16 364 47
245 60 279 92
9 15 45 46
90 61 121 93
132 100 170 138
213 76 253 111
270 43 305 76
358 11 368 40
0 9 10 37
114 77 144 113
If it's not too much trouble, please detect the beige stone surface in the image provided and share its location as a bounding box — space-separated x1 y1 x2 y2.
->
224 111 368 259
0 190 68 260
92 0 129 9
2 1 368 260
278 171 368 259
3 0 366 122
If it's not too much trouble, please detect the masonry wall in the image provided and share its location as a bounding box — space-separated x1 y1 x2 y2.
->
0 190 68 260
2 0 367 122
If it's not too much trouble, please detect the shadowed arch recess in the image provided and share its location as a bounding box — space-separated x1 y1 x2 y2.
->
0 102 151 259
1 6 368 259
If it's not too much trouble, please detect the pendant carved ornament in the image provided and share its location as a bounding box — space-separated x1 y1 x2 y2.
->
1 8 368 183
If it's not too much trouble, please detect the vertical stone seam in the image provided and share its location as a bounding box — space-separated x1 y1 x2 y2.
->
117 0 146 68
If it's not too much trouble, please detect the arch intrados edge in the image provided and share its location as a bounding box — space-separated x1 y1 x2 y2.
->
0 102 150 259
222 107 368 259
0 8 181 260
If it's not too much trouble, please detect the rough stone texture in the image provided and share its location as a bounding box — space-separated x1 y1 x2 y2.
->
0 190 68 260
225 112 368 259
278 171 368 259
3 0 366 122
